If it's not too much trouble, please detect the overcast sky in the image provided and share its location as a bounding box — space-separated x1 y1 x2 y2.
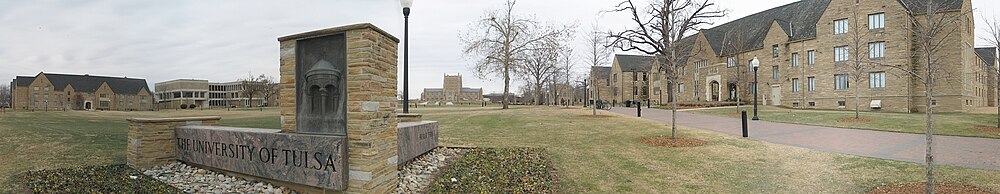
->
2 0 998 97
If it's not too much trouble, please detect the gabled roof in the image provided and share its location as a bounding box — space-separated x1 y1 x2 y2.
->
13 73 150 94
897 0 964 14
14 76 35 87
590 66 612 79
975 47 997 66
702 0 830 56
614 54 656 72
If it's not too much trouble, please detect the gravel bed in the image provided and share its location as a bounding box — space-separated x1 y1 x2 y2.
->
143 162 292 193
396 147 469 194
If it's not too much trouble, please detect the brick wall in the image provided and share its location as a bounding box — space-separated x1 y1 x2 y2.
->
126 116 221 169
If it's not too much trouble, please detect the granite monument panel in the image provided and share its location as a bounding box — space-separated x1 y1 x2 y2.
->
295 34 348 136
175 126 348 190
397 121 439 166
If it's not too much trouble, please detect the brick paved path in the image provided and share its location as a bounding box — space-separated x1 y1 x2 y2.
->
609 107 1000 170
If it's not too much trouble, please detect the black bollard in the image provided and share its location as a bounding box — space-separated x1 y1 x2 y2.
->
637 101 642 117
741 110 748 137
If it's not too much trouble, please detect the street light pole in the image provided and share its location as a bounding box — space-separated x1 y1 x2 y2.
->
401 0 413 113
751 57 760 120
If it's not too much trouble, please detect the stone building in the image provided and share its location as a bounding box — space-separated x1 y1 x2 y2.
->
609 54 655 106
640 0 993 112
587 66 613 105
10 72 153 111
154 79 277 109
420 74 483 102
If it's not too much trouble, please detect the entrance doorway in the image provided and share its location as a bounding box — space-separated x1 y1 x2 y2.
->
728 83 737 101
710 81 720 101
770 85 781 105
84 102 92 110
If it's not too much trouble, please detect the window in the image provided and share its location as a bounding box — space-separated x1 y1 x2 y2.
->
808 50 815 65
792 78 800 93
869 42 885 59
679 84 685 93
808 102 816 107
727 57 735 67
808 77 816 91
633 86 637 95
835 74 849 90
870 72 886 88
791 53 800 67
643 72 648 81
772 45 780 58
835 46 849 62
100 94 108 98
931 100 938 106
748 60 755 71
838 101 847 107
33 87 39 91
633 73 637 81
44 87 49 91
772 66 779 79
834 19 849 34
868 13 885 29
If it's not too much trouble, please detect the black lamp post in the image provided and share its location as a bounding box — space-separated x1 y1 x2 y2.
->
751 57 760 120
401 0 413 113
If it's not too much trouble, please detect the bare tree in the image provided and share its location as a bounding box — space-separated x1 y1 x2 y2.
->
838 5 878 119
461 0 572 109
609 0 726 138
522 46 561 105
877 1 968 192
560 46 576 107
0 84 9 110
586 24 614 114
720 30 753 111
261 77 279 107
239 74 272 108
981 16 1000 128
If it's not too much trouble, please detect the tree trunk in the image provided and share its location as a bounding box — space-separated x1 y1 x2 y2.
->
925 80 936 194
855 84 861 119
502 65 510 109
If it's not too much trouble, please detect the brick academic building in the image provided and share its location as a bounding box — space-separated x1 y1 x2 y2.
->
592 0 998 112
10 72 154 111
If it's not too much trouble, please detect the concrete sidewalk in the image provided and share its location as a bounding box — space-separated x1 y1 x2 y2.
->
610 107 1000 170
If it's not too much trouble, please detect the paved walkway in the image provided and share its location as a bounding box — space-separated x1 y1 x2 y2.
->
609 107 1000 170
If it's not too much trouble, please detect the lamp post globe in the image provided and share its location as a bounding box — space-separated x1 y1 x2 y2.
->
401 0 413 113
751 57 760 120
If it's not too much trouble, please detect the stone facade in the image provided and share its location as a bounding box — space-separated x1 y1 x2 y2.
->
11 72 154 111
609 55 654 106
278 23 400 193
420 74 483 102
636 0 991 113
126 116 221 169
587 66 613 105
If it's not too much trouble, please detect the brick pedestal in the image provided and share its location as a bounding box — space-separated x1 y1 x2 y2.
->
126 116 221 169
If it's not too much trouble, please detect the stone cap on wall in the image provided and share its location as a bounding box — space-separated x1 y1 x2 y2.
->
178 125 283 133
127 116 223 123
397 120 437 128
277 23 400 43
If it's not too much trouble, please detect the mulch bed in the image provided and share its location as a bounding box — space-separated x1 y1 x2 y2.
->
837 118 878 123
14 164 183 193
974 125 1000 133
429 147 558 193
578 115 614 118
867 182 993 194
639 137 707 148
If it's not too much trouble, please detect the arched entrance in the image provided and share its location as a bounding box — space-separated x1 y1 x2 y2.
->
710 81 720 101
728 83 737 101
84 102 92 110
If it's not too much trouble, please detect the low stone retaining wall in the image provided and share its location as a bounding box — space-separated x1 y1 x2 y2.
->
127 116 221 169
397 121 439 167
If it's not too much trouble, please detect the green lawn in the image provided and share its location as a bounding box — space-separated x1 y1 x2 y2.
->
0 109 279 192
691 106 1000 139
2 106 1000 193
413 106 1000 193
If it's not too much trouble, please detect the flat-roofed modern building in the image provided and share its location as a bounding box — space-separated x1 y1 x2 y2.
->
155 79 277 109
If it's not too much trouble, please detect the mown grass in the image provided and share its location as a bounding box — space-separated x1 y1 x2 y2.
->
692 106 1000 139
2 106 1000 193
0 109 278 192
413 106 1000 193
